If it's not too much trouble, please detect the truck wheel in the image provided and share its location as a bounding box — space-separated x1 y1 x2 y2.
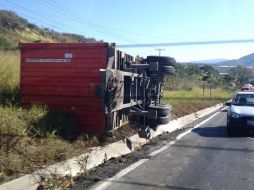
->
146 56 176 66
148 105 172 117
160 66 176 75
157 115 171 124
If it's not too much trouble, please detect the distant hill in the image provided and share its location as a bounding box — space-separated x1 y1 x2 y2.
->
188 58 228 64
216 53 254 68
0 10 97 49
186 53 254 68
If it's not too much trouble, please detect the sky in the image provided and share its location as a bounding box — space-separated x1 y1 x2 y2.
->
1 0 254 62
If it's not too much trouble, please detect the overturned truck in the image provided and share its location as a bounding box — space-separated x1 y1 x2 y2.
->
20 43 176 138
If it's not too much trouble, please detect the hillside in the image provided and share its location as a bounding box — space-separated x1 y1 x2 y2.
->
187 58 228 64
186 53 254 68
0 10 97 49
216 53 254 68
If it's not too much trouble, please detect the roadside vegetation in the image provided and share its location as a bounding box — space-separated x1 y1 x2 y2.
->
164 88 234 119
162 63 237 118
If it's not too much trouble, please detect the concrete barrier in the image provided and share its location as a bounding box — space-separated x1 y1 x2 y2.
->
0 103 223 190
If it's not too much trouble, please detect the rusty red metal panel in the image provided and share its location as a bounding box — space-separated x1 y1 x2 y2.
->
20 43 109 134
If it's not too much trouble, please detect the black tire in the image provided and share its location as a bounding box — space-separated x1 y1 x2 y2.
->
148 105 172 117
160 66 176 75
146 56 176 67
148 114 171 126
157 115 171 125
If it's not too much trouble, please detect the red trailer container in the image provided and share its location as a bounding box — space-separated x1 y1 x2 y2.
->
20 42 175 137
21 43 131 133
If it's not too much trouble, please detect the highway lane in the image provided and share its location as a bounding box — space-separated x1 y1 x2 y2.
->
92 109 254 190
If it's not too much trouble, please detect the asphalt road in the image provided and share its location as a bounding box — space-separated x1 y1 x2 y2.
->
91 109 254 190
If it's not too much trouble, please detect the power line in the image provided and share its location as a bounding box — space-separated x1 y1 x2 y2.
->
5 0 253 47
4 0 91 37
2 4 60 30
0 12 88 42
4 0 166 43
2 1 136 43
32 0 138 43
47 0 139 42
17 12 59 30
117 39 254 48
32 0 98 34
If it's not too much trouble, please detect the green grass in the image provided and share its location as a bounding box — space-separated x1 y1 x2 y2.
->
163 87 235 118
17 28 55 43
0 52 20 108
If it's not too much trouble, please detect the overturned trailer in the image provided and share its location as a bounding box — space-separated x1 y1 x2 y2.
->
20 43 176 138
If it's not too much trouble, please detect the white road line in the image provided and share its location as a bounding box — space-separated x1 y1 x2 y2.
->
92 107 226 190
175 107 225 141
92 159 149 190
148 141 176 157
150 107 225 157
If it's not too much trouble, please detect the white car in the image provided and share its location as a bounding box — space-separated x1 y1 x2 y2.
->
226 91 254 136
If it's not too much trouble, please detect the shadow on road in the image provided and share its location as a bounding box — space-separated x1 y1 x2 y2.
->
192 125 254 138
192 126 228 138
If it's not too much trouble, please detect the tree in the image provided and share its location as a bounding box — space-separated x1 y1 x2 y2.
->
229 66 253 87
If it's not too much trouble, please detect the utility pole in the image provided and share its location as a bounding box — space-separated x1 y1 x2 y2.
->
155 48 165 56
192 72 195 88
